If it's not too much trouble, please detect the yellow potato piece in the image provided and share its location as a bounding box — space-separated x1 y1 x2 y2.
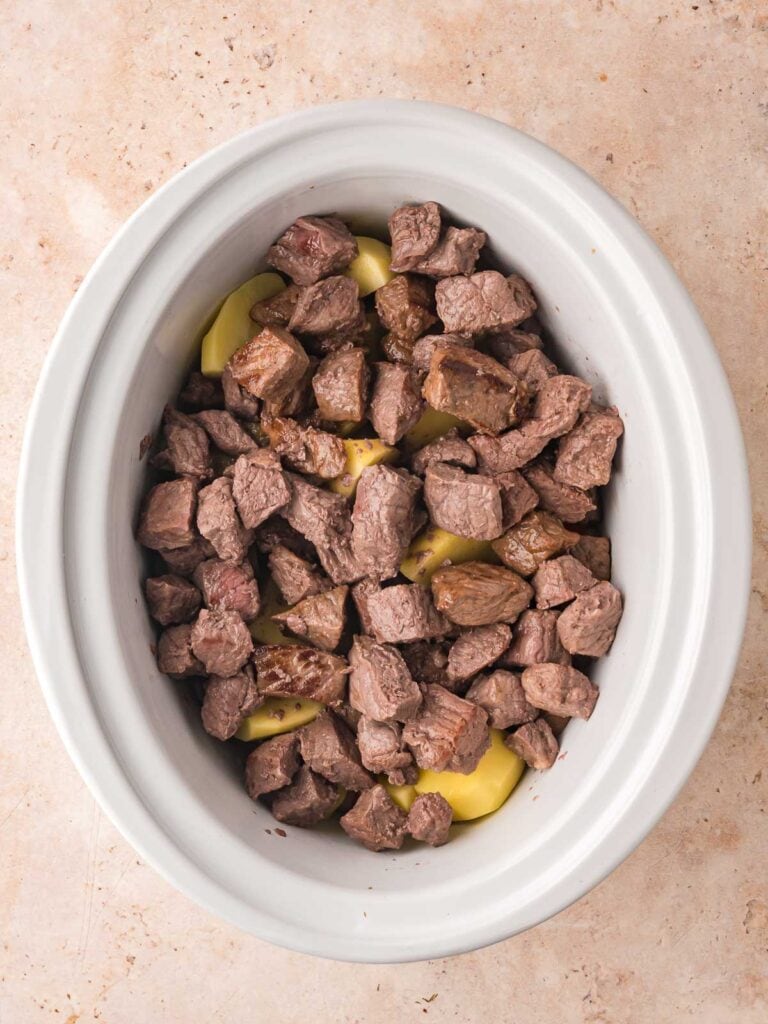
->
235 697 322 741
402 408 467 452
328 437 398 498
400 526 499 586
248 581 302 647
345 236 395 296
382 779 417 812
201 271 285 378
414 729 524 821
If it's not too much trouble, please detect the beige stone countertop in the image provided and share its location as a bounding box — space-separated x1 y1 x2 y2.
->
1 1 766 1021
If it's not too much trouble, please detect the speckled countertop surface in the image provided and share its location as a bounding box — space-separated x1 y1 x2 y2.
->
1 2 766 1020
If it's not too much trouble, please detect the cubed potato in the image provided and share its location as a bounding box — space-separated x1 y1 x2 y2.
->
248 581 303 646
400 525 499 586
328 437 398 498
402 408 467 452
235 697 322 741
201 272 286 378
345 236 395 296
382 778 417 812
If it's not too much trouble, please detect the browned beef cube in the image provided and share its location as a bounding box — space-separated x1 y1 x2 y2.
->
414 226 486 278
351 576 380 635
232 449 291 530
315 529 367 587
436 271 536 335
267 215 358 286
369 362 424 445
192 409 257 456
521 663 598 719
507 717 559 769
423 344 529 435
340 785 407 851
191 608 253 676
504 609 571 667
411 333 475 372
495 470 539 529
245 733 301 799
411 428 476 475
221 364 260 420
400 641 450 684
271 765 340 827
403 683 490 773
388 201 442 272
262 355 317 419
507 349 558 392
356 717 415 782
491 510 580 576
348 635 422 722
197 476 252 562
201 666 262 740
431 562 533 627
250 283 300 326
526 375 593 441
406 792 453 846
193 557 261 621
570 534 611 581
282 473 348 549
352 465 421 580
228 326 310 402
378 331 417 364
365 583 450 644
523 461 596 523
138 478 198 551
424 463 503 540
288 275 364 337
484 326 544 362
468 429 546 474
532 554 596 610
556 580 623 656
157 622 205 678
178 371 224 411
145 574 201 626
298 711 374 790
268 544 330 606
253 645 348 704
159 536 216 576
554 406 624 490
157 406 213 478
375 274 437 341
262 416 345 479
272 585 348 652
464 669 538 728
312 347 370 422
446 623 512 684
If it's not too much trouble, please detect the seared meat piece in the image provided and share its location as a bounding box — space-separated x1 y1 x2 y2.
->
411 428 476 475
232 449 291 530
193 557 261 621
253 644 348 704
356 717 415 782
138 478 198 551
267 215 358 286
268 544 330 606
413 226 486 278
375 274 437 341
468 428 546 474
570 534 611 581
348 635 422 722
190 608 253 676
431 562 533 627
406 792 453 846
495 470 539 529
402 683 490 773
388 201 442 272
245 733 301 799
446 623 512 685
271 766 340 827
228 326 310 402
201 666 262 740
532 554 595 609
504 609 571 667
492 510 580 577
365 584 450 644
424 463 503 540
178 371 224 411
436 271 536 335
523 461 597 524
369 362 424 445
507 718 559 769
312 347 370 422
507 349 558 392
465 669 538 728
521 663 598 719
157 406 212 479
484 328 544 365
145 574 201 626
250 283 300 327
197 476 253 562
380 331 418 364
262 355 317 419
157 622 205 678
423 344 529 435
159 536 216 576
272 585 348 651
555 406 624 490
298 711 374 790
315 530 367 586
352 465 421 580
351 577 380 635
288 275 364 335
262 416 346 479
341 784 407 851
221 364 260 420
556 580 623 656
282 473 348 549
411 333 475 372
192 410 257 456
400 641 450 684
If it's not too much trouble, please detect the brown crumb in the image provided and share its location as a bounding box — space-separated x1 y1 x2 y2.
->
275 827 287 837
139 433 152 460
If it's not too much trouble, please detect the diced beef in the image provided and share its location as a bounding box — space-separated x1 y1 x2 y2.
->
411 428 476 474
351 577 380 635
190 608 253 676
356 717 415 782
272 585 348 651
228 326 310 402
201 666 262 740
232 449 291 529
554 406 624 490
369 363 424 445
262 355 317 419
192 409 258 455
570 534 611 581
388 201 442 272
193 557 261 621
531 554 595 610
250 283 300 326
523 461 597 524
446 623 512 684
178 371 224 411
221 364 260 420
375 274 437 341
484 327 544 363
406 792 453 846
138 478 198 551
282 473 348 549
495 470 539 529
253 645 348 704
521 663 598 719
156 622 205 678
352 465 421 580
464 669 538 728
315 528 367 587
312 347 370 422
340 785 407 851
504 609 571 667
507 349 558 392
365 584 450 644
431 562 533 627
262 416 346 479
157 406 212 479
468 429 548 474
255 516 318 562
245 733 301 799
197 476 253 562
298 711 374 790
411 333 475 372
507 718 559 769
268 544 329 606
400 641 450 684
424 463 503 540
267 215 358 286
159 536 216 576
402 683 490 773
288 275 364 335
422 344 529 434
348 635 422 722
413 226 486 278
145 574 201 626
491 510 580 577
436 271 537 335
271 766 340 827
380 331 419 364
556 580 623 656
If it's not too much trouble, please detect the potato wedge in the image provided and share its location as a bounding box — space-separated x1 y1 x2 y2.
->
248 580 302 647
346 236 395 296
400 525 499 586
402 408 467 452
328 437 398 498
382 778 417 812
201 272 285 378
235 697 322 741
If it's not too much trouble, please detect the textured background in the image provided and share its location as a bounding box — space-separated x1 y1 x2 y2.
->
1 1 766 1021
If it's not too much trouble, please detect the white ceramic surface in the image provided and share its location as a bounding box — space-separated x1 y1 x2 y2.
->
16 101 750 963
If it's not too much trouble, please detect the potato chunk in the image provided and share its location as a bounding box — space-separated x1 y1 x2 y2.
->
248 581 303 647
402 408 466 452
235 697 322 741
382 778 417 812
328 437 399 498
345 236 395 296
201 272 285 377
400 526 498 586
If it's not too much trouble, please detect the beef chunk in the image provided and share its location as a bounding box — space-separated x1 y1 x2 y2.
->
201 666 262 740
504 609 571 667
145 574 201 626
312 347 370 422
400 641 450 684
554 406 624 489
138 478 197 551
356 717 415 782
570 534 611 581
532 554 596 609
436 271 536 335
228 326 310 402
190 608 253 676
365 584 450 644
178 371 224 411
406 792 453 846
192 409 257 455
283 473 347 548
468 429 546 474
431 562 533 627
250 282 300 326
424 463 503 540
507 349 558 392
348 635 422 722
369 362 424 445
262 416 346 479
267 215 358 286
197 476 252 562
157 622 205 678
271 766 340 827
272 585 348 651
253 645 348 704
485 325 544 360
523 462 597 524
232 449 291 530
464 669 538 728
411 428 477 475
446 623 512 684
491 510 580 577
411 333 475 372
159 536 216 576
375 274 437 341
262 355 317 419
193 557 261 621
341 784 407 851
157 406 212 478
402 683 490 773
379 331 418 364
413 226 486 278
521 663 598 719
245 733 301 799
352 465 421 579
423 344 529 434
221 364 260 420
288 275 364 335
268 544 329 606
351 577 381 635
507 717 559 769
495 470 539 529
388 201 442 272
298 711 374 790
556 580 623 656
